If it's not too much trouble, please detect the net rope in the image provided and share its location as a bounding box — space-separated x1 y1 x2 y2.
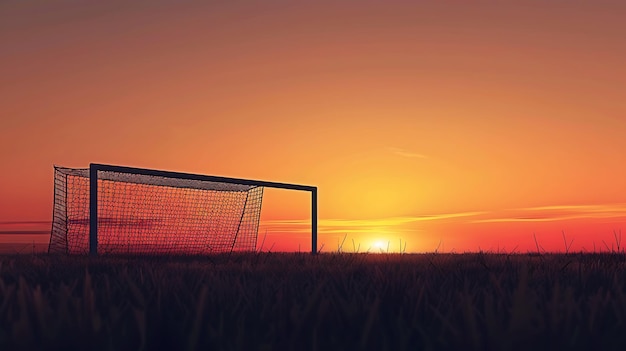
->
49 166 263 255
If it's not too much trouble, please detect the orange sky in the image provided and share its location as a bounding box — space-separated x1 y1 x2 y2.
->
1 0 625 253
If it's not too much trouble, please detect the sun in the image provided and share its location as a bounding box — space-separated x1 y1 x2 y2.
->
373 240 387 251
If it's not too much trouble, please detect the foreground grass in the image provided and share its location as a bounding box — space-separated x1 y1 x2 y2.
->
1 252 626 350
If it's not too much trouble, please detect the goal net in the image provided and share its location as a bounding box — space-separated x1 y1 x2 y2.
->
48 166 264 255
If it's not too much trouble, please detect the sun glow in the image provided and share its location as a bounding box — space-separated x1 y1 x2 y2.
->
372 240 388 252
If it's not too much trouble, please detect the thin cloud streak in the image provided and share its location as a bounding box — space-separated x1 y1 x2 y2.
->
262 227 422 235
521 204 626 212
0 231 50 235
262 211 487 234
263 202 626 230
264 211 487 227
0 221 51 225
470 203 626 223
387 147 427 159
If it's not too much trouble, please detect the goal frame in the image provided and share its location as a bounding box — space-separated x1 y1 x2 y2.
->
87 163 318 255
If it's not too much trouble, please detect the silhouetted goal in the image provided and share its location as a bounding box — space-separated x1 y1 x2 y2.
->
49 164 317 255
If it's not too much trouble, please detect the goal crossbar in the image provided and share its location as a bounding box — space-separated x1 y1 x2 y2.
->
87 163 318 255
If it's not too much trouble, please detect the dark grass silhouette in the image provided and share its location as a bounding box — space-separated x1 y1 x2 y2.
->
1 252 626 350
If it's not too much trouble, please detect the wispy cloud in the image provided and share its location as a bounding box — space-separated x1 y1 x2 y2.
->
472 216 581 223
262 211 487 234
0 221 51 234
470 203 626 223
264 203 626 230
0 218 162 233
0 231 50 235
387 147 427 159
521 204 626 213
0 221 51 225
265 211 485 226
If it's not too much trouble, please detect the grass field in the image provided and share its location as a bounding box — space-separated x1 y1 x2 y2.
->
1 252 626 350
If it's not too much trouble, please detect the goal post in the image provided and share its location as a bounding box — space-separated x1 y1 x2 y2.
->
49 163 318 255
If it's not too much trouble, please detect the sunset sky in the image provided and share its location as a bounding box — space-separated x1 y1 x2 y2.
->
1 0 625 253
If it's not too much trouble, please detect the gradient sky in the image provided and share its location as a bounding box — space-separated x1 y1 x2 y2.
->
1 0 625 253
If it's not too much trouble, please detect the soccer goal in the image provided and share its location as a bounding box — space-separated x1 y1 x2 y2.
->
48 163 317 255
